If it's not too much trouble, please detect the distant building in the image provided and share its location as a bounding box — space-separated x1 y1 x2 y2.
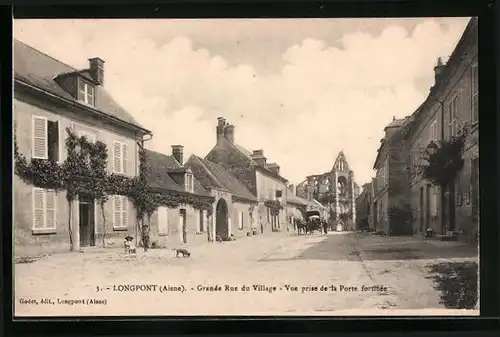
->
296 152 357 229
205 117 289 234
355 182 374 231
372 117 413 236
285 184 310 227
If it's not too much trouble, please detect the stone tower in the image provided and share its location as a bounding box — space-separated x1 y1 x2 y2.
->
296 151 358 229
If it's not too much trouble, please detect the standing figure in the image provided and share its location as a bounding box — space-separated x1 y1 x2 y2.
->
142 224 150 252
323 220 328 235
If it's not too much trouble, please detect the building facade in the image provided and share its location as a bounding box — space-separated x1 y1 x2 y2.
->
205 117 289 234
285 185 308 228
13 40 152 256
296 152 358 229
185 154 258 240
145 147 215 248
355 182 374 231
406 17 478 243
373 117 413 236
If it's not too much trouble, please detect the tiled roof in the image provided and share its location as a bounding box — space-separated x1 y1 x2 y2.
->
144 150 185 193
14 39 149 133
228 140 288 182
186 155 257 202
145 150 210 197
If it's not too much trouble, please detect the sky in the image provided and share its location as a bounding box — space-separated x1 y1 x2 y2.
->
14 18 470 186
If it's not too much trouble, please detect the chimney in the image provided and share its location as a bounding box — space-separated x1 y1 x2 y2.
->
224 124 235 143
216 117 226 142
434 57 445 84
267 163 280 174
171 145 184 165
251 149 267 167
89 57 105 85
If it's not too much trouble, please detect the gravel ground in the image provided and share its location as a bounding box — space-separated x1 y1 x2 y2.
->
14 231 479 316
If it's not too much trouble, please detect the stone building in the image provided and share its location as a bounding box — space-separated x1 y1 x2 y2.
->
296 152 358 229
355 182 375 231
185 155 258 240
285 184 310 228
405 17 478 243
205 117 289 234
372 117 413 235
13 40 152 256
145 147 215 248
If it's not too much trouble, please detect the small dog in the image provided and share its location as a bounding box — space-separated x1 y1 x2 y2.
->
173 248 191 258
124 236 136 254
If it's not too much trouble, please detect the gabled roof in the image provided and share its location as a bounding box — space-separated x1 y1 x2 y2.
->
332 151 350 171
145 150 210 197
14 39 150 133
218 137 288 182
186 155 257 203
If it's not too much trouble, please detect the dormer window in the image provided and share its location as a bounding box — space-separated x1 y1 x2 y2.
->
78 78 95 107
185 173 194 193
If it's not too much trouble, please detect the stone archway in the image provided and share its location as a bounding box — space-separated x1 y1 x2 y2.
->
215 198 229 240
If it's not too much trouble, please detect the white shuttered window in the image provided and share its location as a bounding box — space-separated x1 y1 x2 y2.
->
32 188 57 230
112 141 128 174
239 212 244 230
113 195 128 228
32 116 48 159
158 207 169 235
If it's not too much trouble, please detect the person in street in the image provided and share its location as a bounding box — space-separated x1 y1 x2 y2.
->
142 224 150 252
323 220 328 235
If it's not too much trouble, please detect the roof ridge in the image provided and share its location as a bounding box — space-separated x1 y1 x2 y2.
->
14 39 78 72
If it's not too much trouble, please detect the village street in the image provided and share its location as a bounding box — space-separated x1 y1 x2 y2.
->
14 232 478 316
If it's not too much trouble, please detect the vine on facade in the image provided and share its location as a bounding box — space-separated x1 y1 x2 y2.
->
417 125 469 188
14 127 214 251
264 199 283 216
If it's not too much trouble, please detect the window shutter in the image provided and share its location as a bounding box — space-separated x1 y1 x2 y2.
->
45 190 57 229
113 195 122 227
158 207 169 235
122 196 128 228
32 116 48 159
77 79 85 102
196 210 200 231
113 142 122 173
32 188 45 229
122 143 128 175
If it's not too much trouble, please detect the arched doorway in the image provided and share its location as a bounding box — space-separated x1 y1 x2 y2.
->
215 198 229 240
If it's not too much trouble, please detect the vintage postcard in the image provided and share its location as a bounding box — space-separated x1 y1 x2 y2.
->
13 17 479 317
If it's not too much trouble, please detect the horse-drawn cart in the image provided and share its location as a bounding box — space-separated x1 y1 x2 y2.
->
297 210 324 235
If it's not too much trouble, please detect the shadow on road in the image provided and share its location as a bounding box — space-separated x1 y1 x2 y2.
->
426 261 478 309
261 233 478 262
